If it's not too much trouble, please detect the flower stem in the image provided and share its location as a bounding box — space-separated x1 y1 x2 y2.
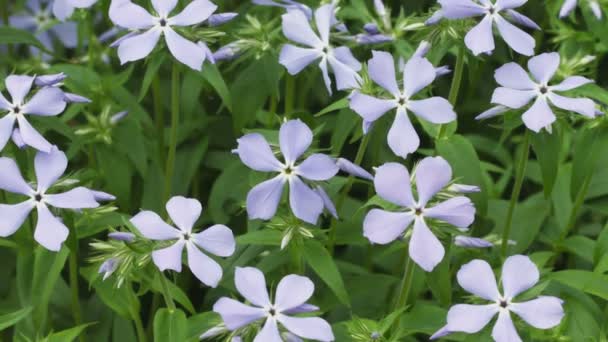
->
163 64 180 202
284 75 295 116
393 253 414 311
158 270 176 312
68 236 84 342
558 172 592 242
437 47 465 140
327 133 371 255
152 76 166 168
501 130 531 258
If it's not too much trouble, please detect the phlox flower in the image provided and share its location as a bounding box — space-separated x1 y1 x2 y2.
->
560 0 603 19
0 147 100 251
432 255 564 341
437 0 539 56
234 119 339 225
349 51 456 158
477 52 597 132
0 75 67 152
53 0 98 21
213 267 334 342
363 157 476 271
253 0 313 19
279 4 362 95
108 0 218 70
130 196 235 287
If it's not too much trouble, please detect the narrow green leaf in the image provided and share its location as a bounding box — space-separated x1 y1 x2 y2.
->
153 309 188 342
302 240 350 306
237 230 282 246
201 63 233 112
530 128 561 197
0 27 53 54
46 323 95 342
314 97 349 117
549 271 608 300
0 307 32 331
139 54 166 101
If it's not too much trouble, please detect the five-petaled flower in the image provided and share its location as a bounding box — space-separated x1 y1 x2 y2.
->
130 196 235 287
363 157 476 271
560 0 603 19
432 255 564 341
0 147 100 251
234 119 339 225
108 0 218 70
0 75 67 152
438 0 539 56
213 267 335 341
477 52 597 132
349 51 456 158
279 3 362 95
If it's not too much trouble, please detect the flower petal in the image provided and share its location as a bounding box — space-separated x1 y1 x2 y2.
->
193 224 235 257
494 62 535 90
446 304 497 333
0 116 15 151
213 297 267 330
277 315 334 342
186 242 223 287
424 197 476 228
505 9 540 30
151 0 177 17
280 119 312 164
22 87 66 116
254 318 282 342
246 176 285 221
117 29 162 65
319 58 332 95
548 93 596 117
559 0 578 17
501 254 539 298
408 97 456 124
296 154 338 181
34 203 69 251
373 162 415 207
6 75 34 105
456 259 500 301
491 310 522 342
169 0 217 26
332 46 361 71
35 147 67 193
288 176 323 224
521 97 556 133
403 57 436 97
464 15 495 56
527 52 560 84
166 196 201 233
327 55 362 91
0 92 11 110
0 157 32 195
363 209 414 244
0 201 34 237
491 87 536 109
152 241 185 272
314 4 332 44
17 116 52 153
495 0 527 10
336 158 373 181
476 105 509 120
551 76 593 91
234 267 271 307
409 217 444 272
387 107 419 158
438 0 486 18
109 0 155 29
495 15 535 56
348 92 397 123
275 274 314 311
314 186 337 218
509 296 564 329
368 50 399 96
44 187 99 209
279 45 321 75
164 28 205 70
130 211 181 240
416 156 452 207
236 133 283 172
52 0 74 21
281 10 322 48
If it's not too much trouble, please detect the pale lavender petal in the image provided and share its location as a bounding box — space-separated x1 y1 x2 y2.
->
281 10 322 48
274 274 314 311
551 76 593 91
327 56 362 91
8 15 37 30
456 259 500 300
70 0 98 8
151 0 177 17
336 158 373 181
363 209 414 244
319 58 332 95
501 254 539 298
6 75 34 104
495 0 527 10
117 29 161 65
0 157 32 195
314 186 337 218
590 1 602 19
64 93 91 104
152 240 185 272
280 119 312 164
247 176 285 220
425 9 444 25
166 196 201 233
355 33 393 44
208 12 238 26
435 66 452 77
521 97 556 132
403 57 436 97
464 16 495 56
373 162 415 207
283 303 319 315
53 0 75 21
430 325 451 339
110 111 129 124
109 0 155 29
559 0 578 17
438 0 486 18
234 267 271 307
99 258 119 280
22 87 66 116
186 242 222 287
332 46 361 71
476 105 509 120
509 296 564 329
494 62 535 90
236 133 283 172
0 116 15 151
213 297 267 330
34 203 69 251
108 232 135 242
527 52 560 84
387 108 419 158
446 304 497 333
368 50 399 96
34 73 66 86
416 156 452 207
213 42 240 61
17 116 52 152
279 45 322 75
491 88 536 109
424 197 475 228
0 201 35 237
288 176 323 224
455 236 494 248
192 224 235 257
51 22 78 48
254 319 282 342
314 4 332 44
10 129 24 150
448 183 481 193
170 0 217 26
296 154 338 181
409 218 444 271
348 92 397 122
0 92 11 110
362 120 373 134
548 93 596 117
505 10 540 30
130 211 180 240
110 31 138 48
491 311 522 342
277 315 334 342
44 187 99 209
408 97 456 124
164 28 205 71
35 147 67 192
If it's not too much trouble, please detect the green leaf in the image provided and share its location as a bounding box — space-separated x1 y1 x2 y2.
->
314 97 349 117
46 323 95 342
237 229 282 246
549 271 608 300
139 53 166 101
302 240 350 306
0 307 32 331
153 309 188 342
530 128 561 197
0 27 52 54
201 63 232 112
571 127 600 199
31 247 69 326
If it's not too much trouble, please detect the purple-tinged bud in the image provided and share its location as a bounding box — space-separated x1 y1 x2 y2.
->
373 0 386 16
200 326 227 339
363 23 380 35
108 232 135 242
425 9 444 26
590 0 603 19
92 190 117 202
109 31 138 48
35 72 67 86
505 10 540 30
336 158 373 181
371 332 381 340
98 258 119 280
435 66 452 77
334 22 348 32
476 105 509 120
448 184 480 193
213 43 241 62
362 120 374 134
430 325 451 340
413 41 431 58
355 33 393 45
64 92 92 103
99 27 121 43
110 111 129 125
283 303 319 314
454 236 493 248
208 13 238 26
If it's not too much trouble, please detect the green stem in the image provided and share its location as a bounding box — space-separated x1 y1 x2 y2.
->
131 308 147 342
163 64 180 202
558 172 592 242
437 47 465 140
158 271 176 312
68 241 84 342
152 76 165 168
284 76 295 116
0 0 10 57
327 133 371 254
501 130 531 258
